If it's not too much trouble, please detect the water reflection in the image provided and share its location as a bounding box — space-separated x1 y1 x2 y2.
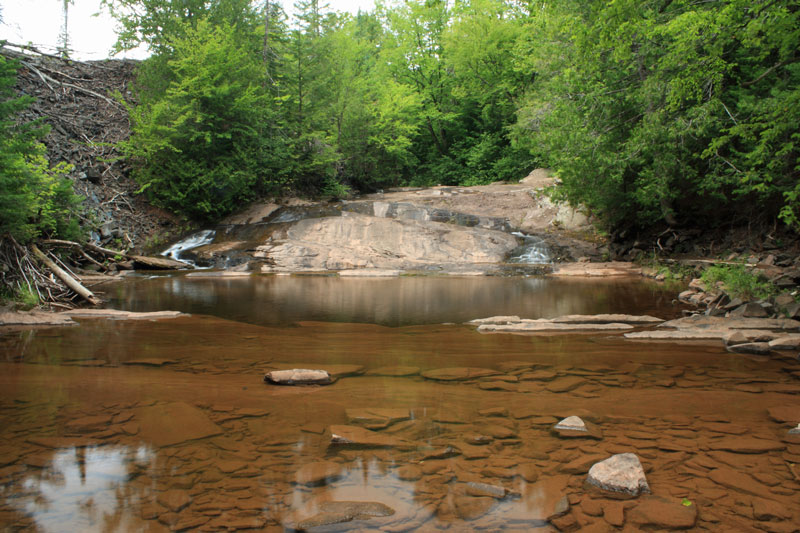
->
106 275 683 326
15 446 153 533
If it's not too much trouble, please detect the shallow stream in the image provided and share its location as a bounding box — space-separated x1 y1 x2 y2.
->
1 276 798 532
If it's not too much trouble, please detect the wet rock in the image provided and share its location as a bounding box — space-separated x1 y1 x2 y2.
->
552 416 603 439
338 269 401 277
752 497 793 521
156 489 192 512
769 335 800 350
468 316 522 325
294 461 345 486
479 380 518 391
726 342 771 355
464 434 493 445
586 453 650 497
554 416 587 432
257 212 519 271
722 331 750 346
546 377 585 393
421 367 501 381
121 358 176 367
479 321 633 333
292 501 395 530
328 425 414 448
767 406 799 423
0 311 76 327
466 481 507 499
658 315 800 332
729 302 770 318
516 463 539 482
345 408 410 429
483 425 518 439
789 424 800 435
135 402 223 447
708 467 773 498
552 262 642 277
364 366 420 376
551 314 663 325
395 465 422 481
263 369 332 385
64 309 185 320
562 454 608 475
707 436 785 453
453 495 495 520
628 497 697 529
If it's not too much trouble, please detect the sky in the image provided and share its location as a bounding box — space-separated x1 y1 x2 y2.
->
0 0 376 60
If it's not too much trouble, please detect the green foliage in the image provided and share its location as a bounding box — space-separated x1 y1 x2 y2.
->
515 0 800 231
123 20 288 220
701 264 775 301
0 54 83 244
15 284 39 310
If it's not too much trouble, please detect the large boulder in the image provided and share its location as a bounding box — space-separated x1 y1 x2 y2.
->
256 212 518 271
586 453 650 497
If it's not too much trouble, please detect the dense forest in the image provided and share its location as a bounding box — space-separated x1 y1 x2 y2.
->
2 0 799 241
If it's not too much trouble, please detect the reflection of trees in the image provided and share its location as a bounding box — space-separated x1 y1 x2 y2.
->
105 276 680 327
7 445 154 533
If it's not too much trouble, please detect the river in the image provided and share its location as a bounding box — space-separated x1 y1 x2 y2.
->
0 274 798 531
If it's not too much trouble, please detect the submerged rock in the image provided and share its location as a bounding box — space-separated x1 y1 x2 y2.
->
628 497 697 529
294 461 345 486
291 501 395 531
345 408 410 429
586 453 650 497
263 369 332 385
466 481 508 499
726 342 771 355
328 425 414 448
421 367 501 381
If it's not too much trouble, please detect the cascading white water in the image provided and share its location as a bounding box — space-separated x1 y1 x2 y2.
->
160 230 216 266
508 231 552 263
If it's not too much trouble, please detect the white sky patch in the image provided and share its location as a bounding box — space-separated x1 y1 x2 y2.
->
0 0 377 60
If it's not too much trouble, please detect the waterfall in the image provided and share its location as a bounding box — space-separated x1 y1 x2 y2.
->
508 232 552 263
160 230 216 265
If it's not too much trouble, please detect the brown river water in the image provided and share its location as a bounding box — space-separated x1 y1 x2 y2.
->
1 275 799 532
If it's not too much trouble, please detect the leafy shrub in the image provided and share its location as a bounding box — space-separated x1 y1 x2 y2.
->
700 264 775 301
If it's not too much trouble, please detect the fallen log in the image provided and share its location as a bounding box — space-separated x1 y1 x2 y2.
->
30 245 101 306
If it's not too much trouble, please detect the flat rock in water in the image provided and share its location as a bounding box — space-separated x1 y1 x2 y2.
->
328 425 414 448
130 255 189 270
294 461 345 486
134 402 223 447
466 481 507 499
0 311 76 327
769 335 800 350
500 477 569 524
552 314 663 324
479 321 633 333
767 406 799 424
552 262 641 277
546 376 585 393
421 367 501 381
553 416 602 439
707 436 785 454
121 358 176 367
628 497 697 529
345 408 410 429
658 315 800 331
453 495 495 520
708 468 773 498
64 309 184 320
726 342 771 355
338 269 401 277
264 369 332 385
468 315 521 325
364 366 420 376
586 453 650 497
395 465 422 481
293 501 394 530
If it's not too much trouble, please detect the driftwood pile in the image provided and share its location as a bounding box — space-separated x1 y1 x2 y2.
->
1 42 182 251
1 236 187 309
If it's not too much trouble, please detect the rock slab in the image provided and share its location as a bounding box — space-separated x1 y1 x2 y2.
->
264 369 332 385
586 453 650 497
